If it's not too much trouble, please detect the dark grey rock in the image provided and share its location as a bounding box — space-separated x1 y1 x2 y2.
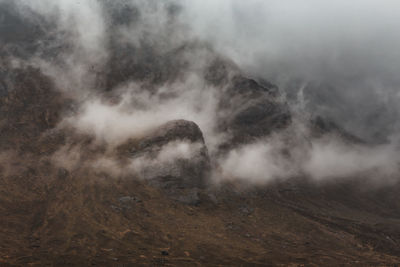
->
218 75 291 148
161 250 169 256
173 188 200 205
118 196 142 209
121 120 211 204
119 196 141 204
110 205 121 212
204 58 230 86
137 120 206 151
239 205 254 216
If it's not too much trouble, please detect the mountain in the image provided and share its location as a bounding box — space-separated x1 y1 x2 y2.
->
1 1 400 266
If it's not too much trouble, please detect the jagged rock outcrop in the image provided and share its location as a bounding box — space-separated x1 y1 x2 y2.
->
217 75 291 147
137 120 206 151
311 115 364 143
118 120 211 204
203 58 293 148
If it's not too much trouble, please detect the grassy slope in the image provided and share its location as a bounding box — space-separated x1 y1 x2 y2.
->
1 69 400 266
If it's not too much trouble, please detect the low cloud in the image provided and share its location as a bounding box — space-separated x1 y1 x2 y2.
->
53 140 204 181
3 0 400 187
304 138 399 181
218 134 400 185
219 142 292 184
61 75 223 149
181 0 400 141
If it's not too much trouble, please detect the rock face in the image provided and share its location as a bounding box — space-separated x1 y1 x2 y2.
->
137 120 206 151
119 120 210 204
0 1 50 59
0 66 65 152
218 75 291 147
311 116 364 143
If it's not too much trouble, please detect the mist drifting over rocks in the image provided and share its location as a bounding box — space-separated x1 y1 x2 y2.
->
1 0 400 187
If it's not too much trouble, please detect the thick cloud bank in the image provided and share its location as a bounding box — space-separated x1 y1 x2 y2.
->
2 0 400 186
183 0 400 141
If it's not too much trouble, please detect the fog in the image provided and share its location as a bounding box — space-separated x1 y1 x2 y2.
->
61 75 223 150
12 0 400 141
219 135 399 185
182 0 400 141
3 0 400 185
